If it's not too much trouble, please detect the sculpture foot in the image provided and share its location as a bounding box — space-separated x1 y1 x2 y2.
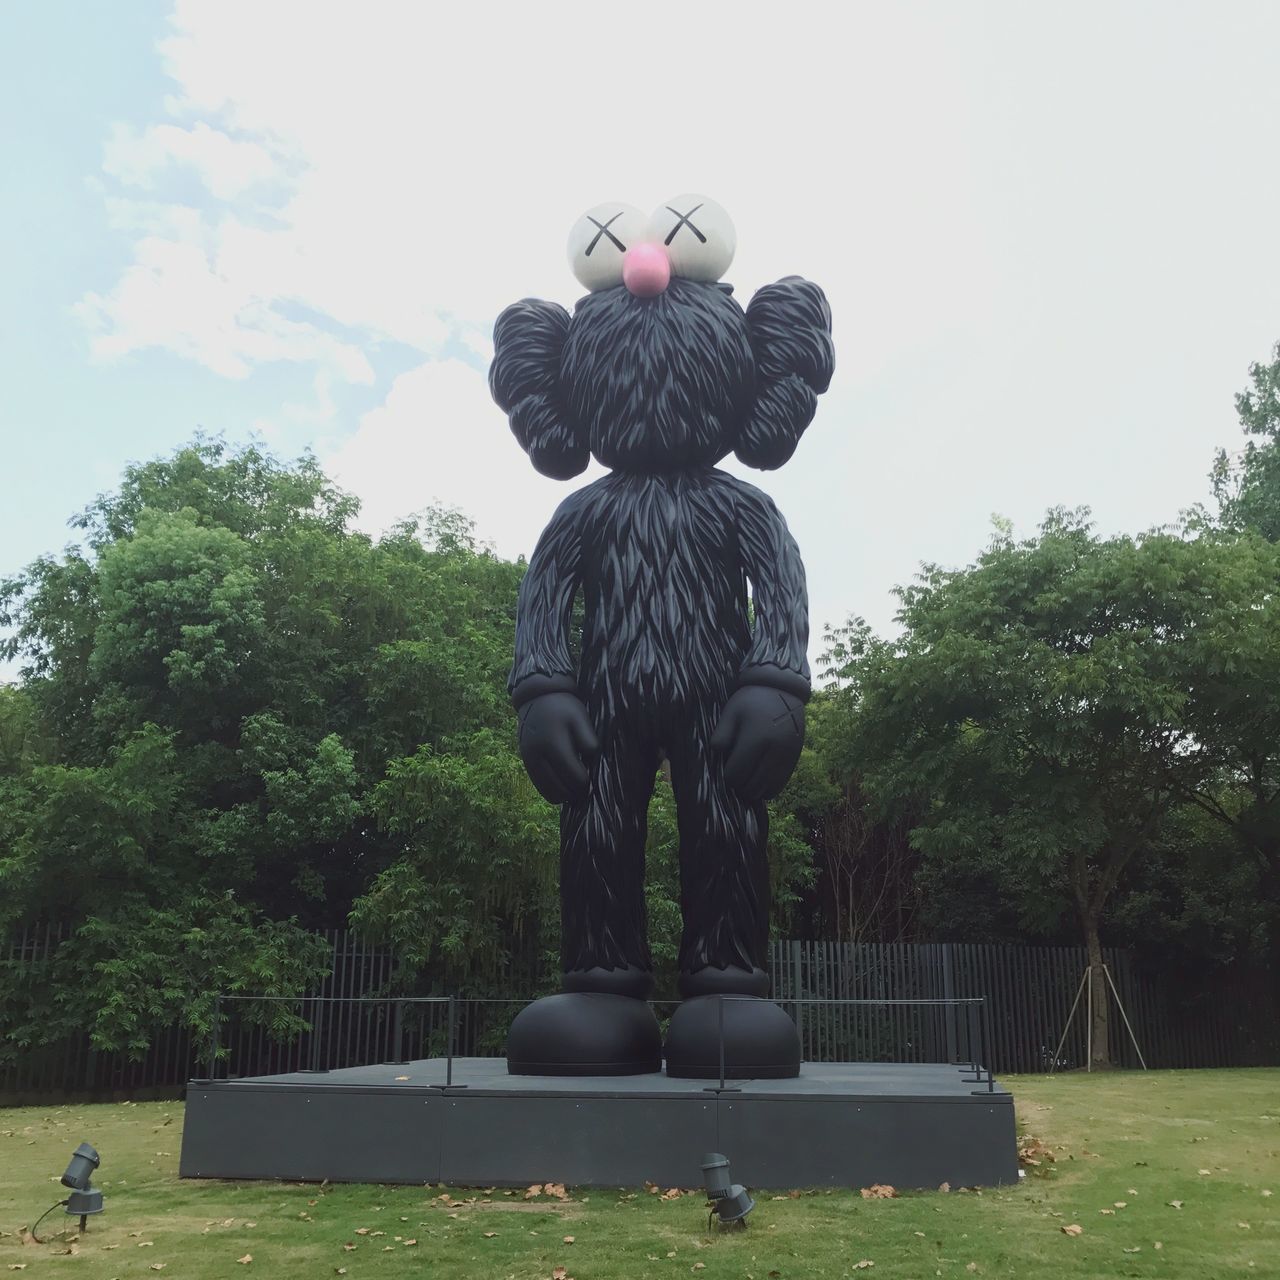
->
663 994 800 1080
506 992 661 1076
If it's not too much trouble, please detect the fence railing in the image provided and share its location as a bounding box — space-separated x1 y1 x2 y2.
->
3 929 1276 1101
768 940 1279 1073
197 992 998 1094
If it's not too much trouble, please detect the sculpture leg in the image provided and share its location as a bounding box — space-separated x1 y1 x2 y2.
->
559 724 658 997
668 707 770 997
662 703 800 1079
506 721 661 1075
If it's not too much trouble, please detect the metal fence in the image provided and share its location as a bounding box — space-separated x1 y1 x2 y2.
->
3 928 1276 1102
767 941 1278 1073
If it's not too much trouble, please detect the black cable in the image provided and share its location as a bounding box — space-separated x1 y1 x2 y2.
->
30 1198 68 1244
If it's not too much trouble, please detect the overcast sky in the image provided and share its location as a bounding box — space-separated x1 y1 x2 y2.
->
3 0 1279 676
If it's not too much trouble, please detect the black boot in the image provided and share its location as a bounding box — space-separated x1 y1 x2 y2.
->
664 967 800 1080
506 967 660 1076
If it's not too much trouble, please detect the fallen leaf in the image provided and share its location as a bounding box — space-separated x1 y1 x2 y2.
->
861 1184 897 1199
854 1262 875 1271
237 1255 252 1264
1199 1169 1212 1176
342 1243 356 1251
394 1076 410 1081
1261 1190 1272 1198
966 1266 978 1275
1237 1222 1251 1229
563 1235 575 1244
1123 1247 1140 1254
525 1184 544 1200
693 1266 706 1273
335 1270 347 1276
150 1267 166 1272
403 1239 417 1246
483 1231 497 1238
1167 1200 1183 1210
938 1182 951 1193
1061 1224 1083 1237
553 1269 569 1280
354 1228 370 1235
1114 1201 1127 1209
1100 1208 1115 1215
138 1241 155 1247
1154 1241 1163 1250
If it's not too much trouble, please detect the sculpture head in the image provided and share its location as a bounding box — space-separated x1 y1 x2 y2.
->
489 195 834 478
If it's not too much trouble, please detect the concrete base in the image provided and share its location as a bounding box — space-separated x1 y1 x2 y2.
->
179 1058 1018 1189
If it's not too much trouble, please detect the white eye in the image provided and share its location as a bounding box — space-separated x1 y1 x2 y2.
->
567 202 648 292
649 194 735 282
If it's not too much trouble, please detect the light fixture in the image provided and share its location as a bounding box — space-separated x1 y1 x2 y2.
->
32 1142 104 1242
701 1152 755 1228
60 1142 105 1234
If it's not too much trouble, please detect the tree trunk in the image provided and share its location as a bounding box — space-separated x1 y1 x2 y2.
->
1083 916 1112 1068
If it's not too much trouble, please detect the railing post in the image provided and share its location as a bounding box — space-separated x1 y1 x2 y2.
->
718 996 726 1091
306 996 326 1073
207 995 221 1080
393 999 406 1065
446 996 455 1087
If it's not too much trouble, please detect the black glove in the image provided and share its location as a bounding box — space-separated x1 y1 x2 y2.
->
710 684 805 801
516 692 601 804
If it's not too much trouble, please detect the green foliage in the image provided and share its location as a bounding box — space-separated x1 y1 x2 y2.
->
350 730 559 990
1211 340 1280 539
816 510 1280 1055
0 440 528 1053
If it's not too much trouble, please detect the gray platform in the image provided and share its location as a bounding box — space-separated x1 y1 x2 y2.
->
179 1058 1018 1189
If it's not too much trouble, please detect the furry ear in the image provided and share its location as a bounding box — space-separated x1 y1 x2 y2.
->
489 299 588 480
736 276 834 470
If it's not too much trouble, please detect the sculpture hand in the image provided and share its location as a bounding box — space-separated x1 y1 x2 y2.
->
710 684 805 801
516 692 601 804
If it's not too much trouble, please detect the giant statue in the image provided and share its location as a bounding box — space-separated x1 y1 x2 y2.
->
489 195 833 1078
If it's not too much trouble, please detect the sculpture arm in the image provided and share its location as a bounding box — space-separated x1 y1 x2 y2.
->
508 491 586 706
735 483 811 703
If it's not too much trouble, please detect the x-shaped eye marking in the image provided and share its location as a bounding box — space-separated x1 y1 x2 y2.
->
663 203 707 246
585 212 627 256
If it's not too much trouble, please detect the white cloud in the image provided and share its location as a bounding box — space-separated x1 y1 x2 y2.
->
76 235 374 382
77 0 1280 643
103 121 277 199
325 358 595 560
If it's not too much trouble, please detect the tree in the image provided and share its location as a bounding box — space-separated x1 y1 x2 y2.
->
0 440 529 1057
1211 340 1280 540
820 510 1280 1065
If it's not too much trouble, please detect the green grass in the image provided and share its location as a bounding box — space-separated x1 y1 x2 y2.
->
1 1069 1276 1278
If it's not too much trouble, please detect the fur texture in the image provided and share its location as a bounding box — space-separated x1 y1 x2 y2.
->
492 273 833 991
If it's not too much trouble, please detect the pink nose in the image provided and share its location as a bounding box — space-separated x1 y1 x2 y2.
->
622 242 671 297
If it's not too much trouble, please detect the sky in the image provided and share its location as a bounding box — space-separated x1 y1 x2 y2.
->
3 0 1279 678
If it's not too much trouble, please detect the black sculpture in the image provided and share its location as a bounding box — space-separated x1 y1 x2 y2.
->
490 196 833 1077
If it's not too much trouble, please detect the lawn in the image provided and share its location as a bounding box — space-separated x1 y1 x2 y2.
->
1 1069 1276 1279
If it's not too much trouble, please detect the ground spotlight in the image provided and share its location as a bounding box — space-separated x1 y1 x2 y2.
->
701 1152 755 1228
37 1142 104 1237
